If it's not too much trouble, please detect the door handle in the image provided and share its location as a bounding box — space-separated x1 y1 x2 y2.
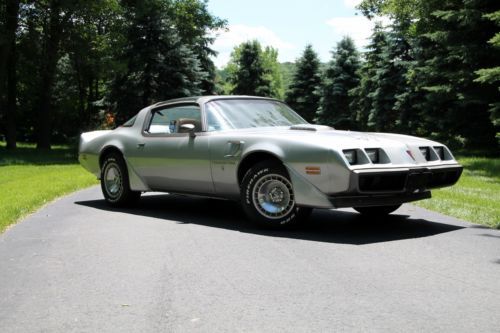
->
137 143 145 148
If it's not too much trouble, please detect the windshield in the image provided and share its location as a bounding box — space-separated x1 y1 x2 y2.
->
205 99 307 131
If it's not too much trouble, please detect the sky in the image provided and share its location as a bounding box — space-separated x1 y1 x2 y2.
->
207 0 388 68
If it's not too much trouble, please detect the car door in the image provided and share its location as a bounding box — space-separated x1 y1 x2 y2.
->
128 103 214 194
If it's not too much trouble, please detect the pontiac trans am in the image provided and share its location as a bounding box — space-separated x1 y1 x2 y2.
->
79 96 463 228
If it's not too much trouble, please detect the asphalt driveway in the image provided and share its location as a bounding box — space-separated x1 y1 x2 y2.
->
0 186 499 332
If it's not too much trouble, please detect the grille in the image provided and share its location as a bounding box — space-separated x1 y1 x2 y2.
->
358 173 407 192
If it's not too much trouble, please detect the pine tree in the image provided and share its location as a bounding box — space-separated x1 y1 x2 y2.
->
172 0 226 95
285 44 321 122
370 20 413 132
316 37 360 129
390 20 419 135
475 8 500 144
230 40 271 97
110 0 205 122
410 0 499 148
351 21 413 133
350 22 387 130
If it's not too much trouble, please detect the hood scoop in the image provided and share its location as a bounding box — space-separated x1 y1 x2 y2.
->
290 124 334 131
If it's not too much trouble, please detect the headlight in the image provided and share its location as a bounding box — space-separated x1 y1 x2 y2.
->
343 149 357 165
365 148 379 163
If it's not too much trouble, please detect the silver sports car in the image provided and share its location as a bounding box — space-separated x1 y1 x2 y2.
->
79 96 463 228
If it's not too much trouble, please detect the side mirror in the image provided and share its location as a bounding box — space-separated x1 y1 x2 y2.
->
180 123 196 137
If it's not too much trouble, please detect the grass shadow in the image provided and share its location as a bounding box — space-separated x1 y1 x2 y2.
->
0 145 78 166
459 157 500 180
75 194 465 245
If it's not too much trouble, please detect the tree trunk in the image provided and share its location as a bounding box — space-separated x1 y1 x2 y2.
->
73 55 86 129
36 1 64 150
0 0 20 93
85 76 95 130
0 0 20 149
5 37 17 149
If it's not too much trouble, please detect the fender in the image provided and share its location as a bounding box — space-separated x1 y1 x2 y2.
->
284 164 333 208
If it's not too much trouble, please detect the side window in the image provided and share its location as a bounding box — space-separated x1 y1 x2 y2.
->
147 105 202 134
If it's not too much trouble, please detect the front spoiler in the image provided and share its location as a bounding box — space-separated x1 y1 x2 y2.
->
329 191 431 208
288 163 462 209
329 165 462 208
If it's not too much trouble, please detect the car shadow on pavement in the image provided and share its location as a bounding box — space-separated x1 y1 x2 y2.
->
75 194 464 245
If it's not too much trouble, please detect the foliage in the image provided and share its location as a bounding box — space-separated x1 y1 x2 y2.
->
109 0 205 122
475 9 500 142
357 0 500 150
223 41 284 99
285 45 322 122
279 62 297 94
262 46 284 99
172 0 227 94
357 0 422 22
316 37 361 129
228 40 272 97
51 0 123 137
0 0 225 149
350 20 414 133
0 0 20 149
2 0 499 153
350 22 389 130
413 1 498 148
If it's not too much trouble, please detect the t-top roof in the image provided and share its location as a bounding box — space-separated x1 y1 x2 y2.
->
153 95 278 107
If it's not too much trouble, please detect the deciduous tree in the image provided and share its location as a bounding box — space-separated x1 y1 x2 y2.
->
229 40 272 97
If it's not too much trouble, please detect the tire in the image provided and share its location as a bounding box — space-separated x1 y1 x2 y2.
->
240 160 311 229
353 204 401 216
100 152 141 207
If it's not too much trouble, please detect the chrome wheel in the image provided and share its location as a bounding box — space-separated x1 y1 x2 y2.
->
104 162 122 199
100 153 141 207
252 173 295 219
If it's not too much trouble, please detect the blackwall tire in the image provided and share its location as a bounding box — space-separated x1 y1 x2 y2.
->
100 152 141 207
241 160 311 229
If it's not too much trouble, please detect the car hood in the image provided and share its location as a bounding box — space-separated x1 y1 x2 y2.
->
219 125 440 149
214 125 454 166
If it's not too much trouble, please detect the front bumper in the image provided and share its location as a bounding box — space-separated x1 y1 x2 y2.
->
330 191 431 208
329 165 463 208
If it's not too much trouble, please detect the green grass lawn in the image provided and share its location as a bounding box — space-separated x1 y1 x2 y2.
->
416 157 500 229
0 143 98 233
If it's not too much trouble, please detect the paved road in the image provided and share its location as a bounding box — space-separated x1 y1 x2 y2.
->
0 186 499 332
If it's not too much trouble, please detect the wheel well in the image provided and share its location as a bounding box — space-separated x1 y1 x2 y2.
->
99 146 123 167
237 152 284 185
